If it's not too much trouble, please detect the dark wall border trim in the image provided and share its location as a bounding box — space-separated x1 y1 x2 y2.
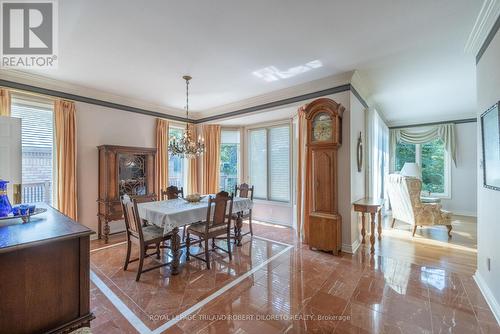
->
476 12 500 64
0 79 190 123
350 86 369 109
389 118 477 129
194 84 352 123
1 79 362 124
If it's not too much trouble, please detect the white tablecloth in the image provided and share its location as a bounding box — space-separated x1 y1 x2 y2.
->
137 196 253 235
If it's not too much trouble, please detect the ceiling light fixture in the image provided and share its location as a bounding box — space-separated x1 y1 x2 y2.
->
168 75 205 159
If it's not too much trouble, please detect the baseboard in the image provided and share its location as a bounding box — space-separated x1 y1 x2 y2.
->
473 270 500 325
252 216 293 228
341 238 361 254
451 210 477 217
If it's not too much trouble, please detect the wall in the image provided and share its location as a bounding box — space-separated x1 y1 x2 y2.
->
347 92 366 252
239 90 367 253
476 23 500 322
76 102 156 233
440 122 477 216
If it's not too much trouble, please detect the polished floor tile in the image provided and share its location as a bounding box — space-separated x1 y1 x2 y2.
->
87 217 499 334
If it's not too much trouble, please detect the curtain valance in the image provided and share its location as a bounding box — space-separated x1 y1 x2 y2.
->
390 123 456 166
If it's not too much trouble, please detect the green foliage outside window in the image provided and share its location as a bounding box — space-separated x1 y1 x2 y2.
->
395 142 416 171
220 143 239 192
395 139 446 194
421 139 445 194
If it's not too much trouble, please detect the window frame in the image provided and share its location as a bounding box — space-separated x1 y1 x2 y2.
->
246 121 292 204
396 141 451 199
10 93 55 205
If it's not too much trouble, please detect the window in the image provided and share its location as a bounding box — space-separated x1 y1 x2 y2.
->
10 96 54 204
395 138 450 196
219 130 240 192
168 127 187 188
248 124 290 202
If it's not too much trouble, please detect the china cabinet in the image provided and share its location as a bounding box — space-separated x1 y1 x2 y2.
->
97 145 156 243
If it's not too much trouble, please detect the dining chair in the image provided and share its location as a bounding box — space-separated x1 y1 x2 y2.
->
161 186 184 200
130 194 158 226
233 183 254 237
161 185 190 241
121 194 172 281
185 191 234 269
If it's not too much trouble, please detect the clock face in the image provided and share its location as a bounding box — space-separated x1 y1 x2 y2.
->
312 113 333 142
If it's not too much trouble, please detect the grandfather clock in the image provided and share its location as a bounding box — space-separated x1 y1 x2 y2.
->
304 98 344 255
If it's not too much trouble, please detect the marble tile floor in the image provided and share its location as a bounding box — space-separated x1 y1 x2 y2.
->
88 218 499 334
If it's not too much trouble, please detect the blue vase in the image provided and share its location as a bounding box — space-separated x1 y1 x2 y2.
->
0 180 12 217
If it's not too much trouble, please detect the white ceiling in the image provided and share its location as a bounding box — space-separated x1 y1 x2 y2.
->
15 0 483 125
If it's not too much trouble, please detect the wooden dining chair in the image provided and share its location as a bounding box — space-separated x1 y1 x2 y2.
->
233 183 254 237
121 194 172 281
130 194 158 226
161 186 189 241
161 186 184 200
185 191 234 270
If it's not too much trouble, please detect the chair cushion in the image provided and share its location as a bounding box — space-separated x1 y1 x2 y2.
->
188 221 228 234
142 225 166 242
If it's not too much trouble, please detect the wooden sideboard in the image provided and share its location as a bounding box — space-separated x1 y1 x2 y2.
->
97 145 156 243
0 204 94 333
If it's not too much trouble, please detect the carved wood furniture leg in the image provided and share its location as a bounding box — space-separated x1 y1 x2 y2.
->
97 217 102 239
361 213 366 244
447 225 452 238
370 212 376 254
103 219 110 244
377 209 382 240
236 213 243 246
391 218 396 228
171 227 181 275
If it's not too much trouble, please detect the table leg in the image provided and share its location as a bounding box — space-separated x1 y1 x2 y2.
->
103 219 110 244
171 227 181 275
361 213 366 244
236 213 243 246
377 209 382 241
370 212 376 254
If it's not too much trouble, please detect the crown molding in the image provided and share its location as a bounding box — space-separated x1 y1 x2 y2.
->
0 69 187 118
387 113 477 128
464 0 500 56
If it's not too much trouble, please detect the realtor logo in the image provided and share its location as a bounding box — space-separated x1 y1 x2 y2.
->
1 0 58 68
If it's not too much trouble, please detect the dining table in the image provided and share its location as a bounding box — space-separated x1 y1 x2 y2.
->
137 195 253 274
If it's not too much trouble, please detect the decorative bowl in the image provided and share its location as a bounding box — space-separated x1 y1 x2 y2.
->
184 194 205 203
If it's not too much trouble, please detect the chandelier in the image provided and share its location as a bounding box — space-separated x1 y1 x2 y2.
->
168 75 205 159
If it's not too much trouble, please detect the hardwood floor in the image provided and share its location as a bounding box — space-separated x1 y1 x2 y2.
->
87 215 499 334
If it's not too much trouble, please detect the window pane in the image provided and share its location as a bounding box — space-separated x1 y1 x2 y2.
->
11 98 54 205
249 129 267 199
421 139 445 194
395 142 416 171
168 127 185 188
269 126 290 202
220 130 240 192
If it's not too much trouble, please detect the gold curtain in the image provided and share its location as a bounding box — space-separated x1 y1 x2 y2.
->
186 123 199 194
201 124 221 194
54 100 78 220
296 106 309 242
0 88 11 117
155 119 169 197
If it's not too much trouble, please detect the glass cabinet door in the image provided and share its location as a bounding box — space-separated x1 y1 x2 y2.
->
118 153 147 196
